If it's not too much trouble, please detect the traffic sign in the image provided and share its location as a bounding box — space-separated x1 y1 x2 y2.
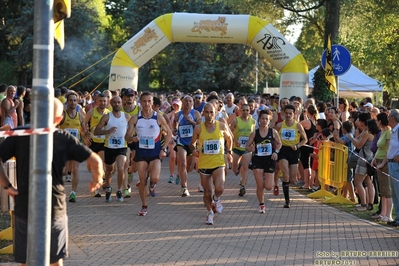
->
321 44 352 76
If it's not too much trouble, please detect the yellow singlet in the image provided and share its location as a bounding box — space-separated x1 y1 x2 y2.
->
90 108 110 143
60 111 81 139
198 121 225 169
122 105 139 117
279 120 300 147
233 116 255 151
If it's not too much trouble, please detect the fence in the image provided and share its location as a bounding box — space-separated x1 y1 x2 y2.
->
307 141 353 204
0 159 16 254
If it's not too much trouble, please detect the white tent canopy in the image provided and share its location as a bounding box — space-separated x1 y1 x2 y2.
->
308 64 382 98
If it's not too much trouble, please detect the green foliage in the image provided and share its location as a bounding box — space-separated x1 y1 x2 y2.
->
0 60 17 85
287 0 399 97
312 66 334 102
340 0 399 96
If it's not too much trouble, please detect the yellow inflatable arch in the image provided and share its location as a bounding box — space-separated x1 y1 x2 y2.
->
109 13 308 100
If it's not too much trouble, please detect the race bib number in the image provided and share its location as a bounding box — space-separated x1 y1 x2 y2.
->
66 128 79 138
256 143 272 156
139 136 155 149
179 125 193 138
203 140 220 155
238 136 249 148
108 137 124 148
281 128 296 141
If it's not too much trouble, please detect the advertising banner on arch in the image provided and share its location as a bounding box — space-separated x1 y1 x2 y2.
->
120 21 171 68
108 66 138 91
172 13 249 44
250 24 301 71
280 72 308 103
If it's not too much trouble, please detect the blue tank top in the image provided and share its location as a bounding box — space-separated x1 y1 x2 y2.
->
193 102 205 113
177 110 195 146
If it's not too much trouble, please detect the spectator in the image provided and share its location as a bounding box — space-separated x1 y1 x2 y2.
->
386 109 399 227
372 113 393 222
345 112 374 211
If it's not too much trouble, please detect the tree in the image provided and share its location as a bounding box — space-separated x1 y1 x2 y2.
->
54 1 112 91
2 0 112 90
339 0 399 96
276 0 340 101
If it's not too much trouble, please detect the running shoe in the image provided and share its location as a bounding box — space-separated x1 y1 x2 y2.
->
258 205 265 214
168 175 174 183
69 192 76 203
105 187 112 202
215 199 223 213
127 184 131 193
238 186 246 197
138 206 148 216
94 190 101 197
149 183 157 197
273 186 279 196
205 211 214 225
175 175 180 185
124 189 131 198
66 175 72 182
181 187 190 197
116 190 123 202
284 201 290 208
198 185 204 192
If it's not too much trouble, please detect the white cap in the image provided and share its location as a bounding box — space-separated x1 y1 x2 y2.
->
364 103 373 108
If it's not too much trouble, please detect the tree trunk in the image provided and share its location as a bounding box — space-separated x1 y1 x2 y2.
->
324 0 340 46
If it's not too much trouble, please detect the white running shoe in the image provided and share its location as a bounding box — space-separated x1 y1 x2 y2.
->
182 187 190 197
258 205 265 214
215 199 223 213
206 211 214 225
198 185 204 192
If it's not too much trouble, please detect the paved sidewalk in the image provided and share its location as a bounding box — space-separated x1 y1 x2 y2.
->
2 158 399 265
61 159 399 266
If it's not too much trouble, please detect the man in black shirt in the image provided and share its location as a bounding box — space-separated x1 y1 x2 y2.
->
0 98 104 265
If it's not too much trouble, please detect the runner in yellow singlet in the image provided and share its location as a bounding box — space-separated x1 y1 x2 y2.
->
84 93 110 197
59 91 88 202
229 103 256 197
190 103 232 225
275 104 307 208
121 88 140 198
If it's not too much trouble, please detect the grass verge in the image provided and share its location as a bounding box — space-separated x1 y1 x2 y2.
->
291 185 397 229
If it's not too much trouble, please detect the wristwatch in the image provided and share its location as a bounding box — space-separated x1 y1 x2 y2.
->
3 183 12 190
226 150 232 154
274 150 279 154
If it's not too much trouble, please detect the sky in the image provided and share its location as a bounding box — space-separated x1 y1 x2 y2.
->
285 23 303 44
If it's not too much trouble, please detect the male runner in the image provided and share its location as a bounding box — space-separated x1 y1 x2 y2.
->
173 96 201 196
94 96 130 202
125 92 172 216
190 103 232 225
275 104 307 208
